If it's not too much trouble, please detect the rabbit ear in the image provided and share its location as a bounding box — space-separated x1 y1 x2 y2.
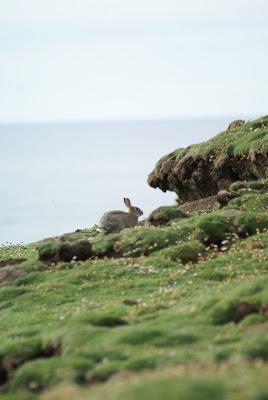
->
124 198 132 208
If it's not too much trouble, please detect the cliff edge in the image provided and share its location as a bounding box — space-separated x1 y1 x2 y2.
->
148 116 268 202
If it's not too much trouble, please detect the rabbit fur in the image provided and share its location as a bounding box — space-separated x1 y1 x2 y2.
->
98 198 143 234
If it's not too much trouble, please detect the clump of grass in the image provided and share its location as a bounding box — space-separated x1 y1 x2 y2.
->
195 214 233 245
88 312 128 327
37 240 61 263
240 314 267 326
214 348 233 362
208 278 268 325
233 212 268 236
91 233 121 257
227 192 268 213
147 205 187 226
0 287 27 302
124 354 168 371
110 377 226 400
82 360 121 383
120 328 163 345
156 241 206 264
114 227 181 257
9 358 62 393
152 330 199 347
242 336 268 361
248 179 268 191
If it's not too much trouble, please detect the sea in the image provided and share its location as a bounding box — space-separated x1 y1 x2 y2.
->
0 118 246 244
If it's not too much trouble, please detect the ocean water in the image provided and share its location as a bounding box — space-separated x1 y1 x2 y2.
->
0 118 235 244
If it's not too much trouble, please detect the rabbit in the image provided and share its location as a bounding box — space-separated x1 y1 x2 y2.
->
98 198 143 234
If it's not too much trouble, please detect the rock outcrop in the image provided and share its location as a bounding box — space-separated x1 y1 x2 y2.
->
148 116 268 202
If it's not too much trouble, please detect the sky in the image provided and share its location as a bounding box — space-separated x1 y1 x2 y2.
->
0 0 267 123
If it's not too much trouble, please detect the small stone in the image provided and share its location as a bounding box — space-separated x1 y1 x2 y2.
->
216 190 233 208
227 119 245 131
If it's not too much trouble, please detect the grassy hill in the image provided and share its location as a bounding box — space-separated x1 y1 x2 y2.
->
1 117 268 399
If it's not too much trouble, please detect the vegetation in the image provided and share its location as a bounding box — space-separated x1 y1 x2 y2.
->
0 182 267 399
1 116 268 399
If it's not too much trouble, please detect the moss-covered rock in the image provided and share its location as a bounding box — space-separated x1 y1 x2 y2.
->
148 116 268 202
229 180 248 192
227 119 245 131
146 206 187 226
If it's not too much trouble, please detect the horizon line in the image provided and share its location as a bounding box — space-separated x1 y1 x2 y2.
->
0 113 260 126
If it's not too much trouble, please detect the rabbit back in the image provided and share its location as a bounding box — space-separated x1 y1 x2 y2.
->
99 210 138 234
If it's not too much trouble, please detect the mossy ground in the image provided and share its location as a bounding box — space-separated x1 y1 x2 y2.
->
178 115 268 160
1 185 268 399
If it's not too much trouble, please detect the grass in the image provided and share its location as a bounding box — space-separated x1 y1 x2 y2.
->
179 115 268 159
1 186 268 395
0 191 268 399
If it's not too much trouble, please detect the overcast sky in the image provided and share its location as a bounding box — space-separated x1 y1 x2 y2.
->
0 0 267 123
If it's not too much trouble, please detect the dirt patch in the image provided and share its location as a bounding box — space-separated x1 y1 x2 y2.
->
0 267 27 287
231 302 268 324
260 304 268 316
58 241 92 262
179 195 219 214
233 302 258 323
0 259 26 268
38 240 92 264
123 299 139 306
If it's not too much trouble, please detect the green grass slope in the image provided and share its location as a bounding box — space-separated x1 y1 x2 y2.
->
0 180 268 399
